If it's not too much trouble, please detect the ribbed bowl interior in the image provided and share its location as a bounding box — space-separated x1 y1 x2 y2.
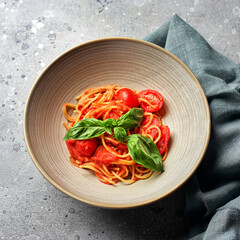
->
24 38 210 208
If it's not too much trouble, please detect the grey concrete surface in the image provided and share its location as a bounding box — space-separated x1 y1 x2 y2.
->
1 0 240 239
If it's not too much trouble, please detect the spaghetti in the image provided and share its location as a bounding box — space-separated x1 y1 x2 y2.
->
62 85 169 185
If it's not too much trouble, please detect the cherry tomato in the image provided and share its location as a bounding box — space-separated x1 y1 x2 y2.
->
66 138 98 158
91 145 118 164
138 89 164 112
117 88 139 108
141 115 160 140
157 125 170 155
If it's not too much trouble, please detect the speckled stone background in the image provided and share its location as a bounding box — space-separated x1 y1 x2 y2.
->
1 0 240 239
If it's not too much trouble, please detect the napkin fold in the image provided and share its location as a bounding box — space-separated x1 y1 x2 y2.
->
145 14 240 239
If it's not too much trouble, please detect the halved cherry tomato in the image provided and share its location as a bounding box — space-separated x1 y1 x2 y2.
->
117 88 139 108
157 125 170 155
141 115 160 140
138 89 164 112
91 145 118 165
66 138 98 158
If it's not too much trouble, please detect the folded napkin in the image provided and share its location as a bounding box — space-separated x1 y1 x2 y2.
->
144 14 240 239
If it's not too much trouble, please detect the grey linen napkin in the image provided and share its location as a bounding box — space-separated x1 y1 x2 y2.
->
144 14 240 239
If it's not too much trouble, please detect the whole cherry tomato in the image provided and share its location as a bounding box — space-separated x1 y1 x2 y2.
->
117 88 139 108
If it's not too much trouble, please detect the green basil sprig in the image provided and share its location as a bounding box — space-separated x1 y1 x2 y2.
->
126 134 163 172
63 108 144 141
63 108 164 172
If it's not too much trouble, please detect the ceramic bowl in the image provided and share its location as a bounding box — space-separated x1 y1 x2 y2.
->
23 38 210 208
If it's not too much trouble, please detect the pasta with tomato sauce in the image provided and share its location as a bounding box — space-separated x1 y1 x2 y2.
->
62 85 170 185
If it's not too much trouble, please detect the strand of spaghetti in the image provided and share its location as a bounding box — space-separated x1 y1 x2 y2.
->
77 90 101 105
152 114 162 125
111 171 136 184
121 165 129 178
79 93 101 117
80 163 102 174
104 136 121 145
101 175 117 185
76 92 89 105
96 108 113 119
75 91 85 100
62 121 70 130
89 85 114 92
101 85 115 103
101 135 130 158
115 86 138 94
84 162 119 180
115 86 123 90
89 108 108 119
96 173 117 185
117 167 127 179
112 167 120 170
142 134 153 141
82 98 114 120
108 167 127 181
70 156 82 167
101 165 119 179
98 91 109 103
75 86 102 99
131 163 135 181
109 85 117 101
138 98 156 108
82 86 113 98
62 103 77 122
85 105 115 118
102 106 121 120
92 100 124 106
104 136 127 147
83 87 108 96
141 112 154 127
135 170 153 179
76 86 116 105
136 166 152 174
111 159 135 165
162 148 168 161
76 93 101 113
81 108 95 119
146 125 161 144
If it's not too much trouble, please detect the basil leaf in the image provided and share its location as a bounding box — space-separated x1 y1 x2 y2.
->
103 118 117 134
113 127 127 142
104 127 112 135
116 108 144 131
63 118 105 140
126 134 163 172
